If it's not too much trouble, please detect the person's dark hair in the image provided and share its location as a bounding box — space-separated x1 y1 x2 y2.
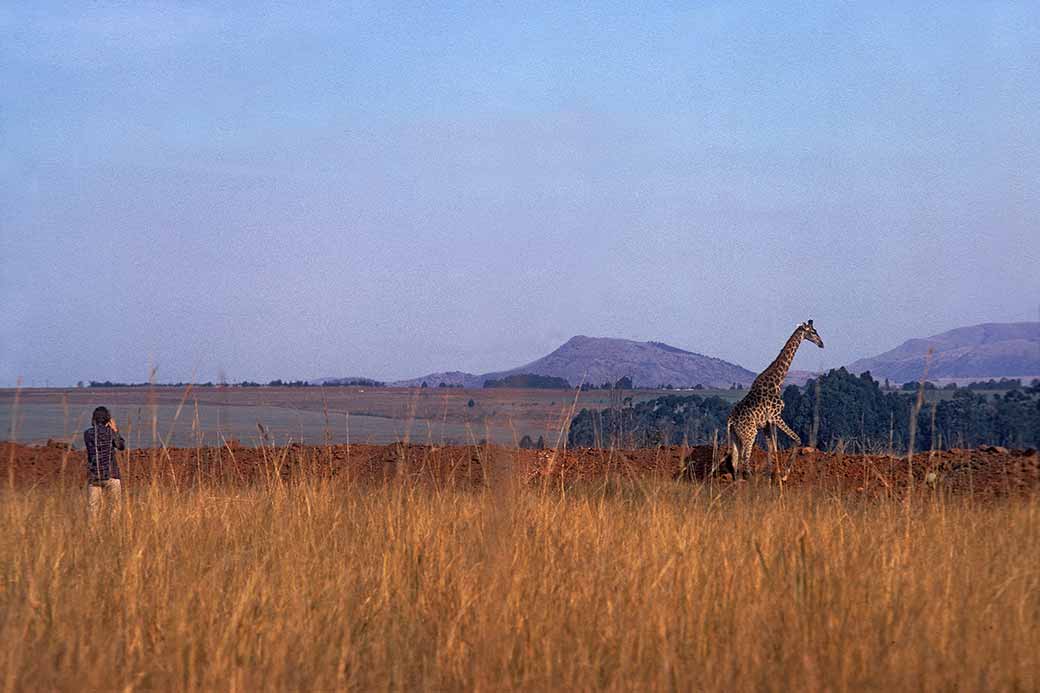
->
92 406 111 426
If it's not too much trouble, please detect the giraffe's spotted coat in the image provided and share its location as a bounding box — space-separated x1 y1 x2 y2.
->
720 321 824 477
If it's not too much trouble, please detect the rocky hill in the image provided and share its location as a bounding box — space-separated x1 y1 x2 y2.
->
392 336 755 389
310 376 385 387
846 322 1040 382
385 371 482 388
784 370 819 386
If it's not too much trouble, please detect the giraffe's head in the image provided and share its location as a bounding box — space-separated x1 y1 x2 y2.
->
801 320 824 348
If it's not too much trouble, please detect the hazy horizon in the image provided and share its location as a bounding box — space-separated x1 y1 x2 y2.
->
3 3 1039 387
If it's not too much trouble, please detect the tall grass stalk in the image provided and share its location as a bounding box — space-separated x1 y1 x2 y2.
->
6 378 21 491
907 348 935 493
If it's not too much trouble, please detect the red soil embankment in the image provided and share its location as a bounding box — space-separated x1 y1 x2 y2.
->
2 441 1037 497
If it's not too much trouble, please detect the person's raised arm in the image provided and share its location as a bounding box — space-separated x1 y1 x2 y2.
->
107 418 126 450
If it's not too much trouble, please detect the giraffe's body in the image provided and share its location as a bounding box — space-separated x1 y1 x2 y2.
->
720 321 824 478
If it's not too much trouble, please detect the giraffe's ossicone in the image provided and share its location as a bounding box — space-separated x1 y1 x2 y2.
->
718 320 824 478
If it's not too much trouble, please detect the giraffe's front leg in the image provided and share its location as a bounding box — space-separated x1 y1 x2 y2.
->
772 418 802 447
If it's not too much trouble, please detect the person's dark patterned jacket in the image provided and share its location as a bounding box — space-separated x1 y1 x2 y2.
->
84 424 125 485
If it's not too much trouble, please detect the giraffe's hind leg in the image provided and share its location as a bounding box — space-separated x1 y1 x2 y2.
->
764 421 778 459
742 431 756 478
734 425 757 479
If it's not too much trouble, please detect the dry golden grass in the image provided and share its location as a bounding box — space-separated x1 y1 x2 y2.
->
2 470 1038 691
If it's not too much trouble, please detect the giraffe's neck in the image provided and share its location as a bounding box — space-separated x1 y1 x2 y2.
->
752 328 804 394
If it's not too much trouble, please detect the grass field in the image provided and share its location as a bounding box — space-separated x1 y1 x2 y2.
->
2 465 1038 690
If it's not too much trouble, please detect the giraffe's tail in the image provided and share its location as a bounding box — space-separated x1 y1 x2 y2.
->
713 420 735 476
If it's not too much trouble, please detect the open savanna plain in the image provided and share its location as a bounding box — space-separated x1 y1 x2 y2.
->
2 385 713 450
3 383 1001 451
2 438 1039 690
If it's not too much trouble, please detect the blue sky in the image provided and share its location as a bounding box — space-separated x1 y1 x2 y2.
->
2 2 1038 385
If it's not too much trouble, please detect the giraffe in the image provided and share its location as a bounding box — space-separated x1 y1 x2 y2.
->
718 320 824 478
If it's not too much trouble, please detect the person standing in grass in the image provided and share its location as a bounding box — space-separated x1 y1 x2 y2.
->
85 406 125 515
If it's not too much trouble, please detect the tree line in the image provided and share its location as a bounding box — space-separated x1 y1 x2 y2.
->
483 374 572 389
569 369 1040 451
83 378 386 388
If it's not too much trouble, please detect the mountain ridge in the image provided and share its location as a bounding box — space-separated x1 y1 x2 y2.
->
389 335 756 389
846 322 1040 382
315 321 1039 390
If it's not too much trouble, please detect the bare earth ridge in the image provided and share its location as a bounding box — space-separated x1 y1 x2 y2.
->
6 441 1037 498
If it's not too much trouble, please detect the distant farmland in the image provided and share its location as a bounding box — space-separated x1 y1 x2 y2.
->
0 386 747 448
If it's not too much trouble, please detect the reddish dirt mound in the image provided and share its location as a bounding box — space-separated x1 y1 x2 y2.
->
2 442 1037 497
0 442 505 489
764 446 1040 497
